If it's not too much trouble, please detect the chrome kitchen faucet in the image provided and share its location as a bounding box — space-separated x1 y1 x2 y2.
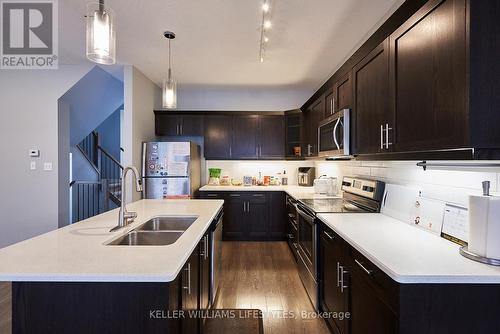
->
110 166 143 232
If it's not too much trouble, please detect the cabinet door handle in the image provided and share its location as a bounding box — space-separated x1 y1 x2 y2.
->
380 124 384 150
256 147 259 156
229 145 232 157
323 230 334 240
243 202 246 212
206 194 218 197
330 98 334 115
385 123 393 149
339 265 349 293
230 194 241 197
247 202 250 212
183 263 191 294
355 259 373 276
204 235 208 260
180 124 183 135
259 146 262 156
336 262 340 287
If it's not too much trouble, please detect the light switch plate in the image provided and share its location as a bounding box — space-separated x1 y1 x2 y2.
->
29 149 40 157
43 162 53 171
30 161 36 170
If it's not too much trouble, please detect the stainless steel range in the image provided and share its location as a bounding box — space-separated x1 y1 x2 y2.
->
295 176 386 311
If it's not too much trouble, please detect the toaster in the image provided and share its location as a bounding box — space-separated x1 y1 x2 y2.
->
313 176 338 196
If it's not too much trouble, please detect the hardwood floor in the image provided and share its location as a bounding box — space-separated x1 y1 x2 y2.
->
0 242 329 334
0 282 11 334
214 241 330 334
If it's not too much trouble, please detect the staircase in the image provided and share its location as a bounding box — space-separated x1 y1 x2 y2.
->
71 131 124 223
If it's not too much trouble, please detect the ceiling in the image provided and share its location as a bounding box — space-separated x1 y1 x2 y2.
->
60 0 404 110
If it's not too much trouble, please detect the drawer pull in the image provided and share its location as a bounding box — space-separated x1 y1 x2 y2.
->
355 259 373 276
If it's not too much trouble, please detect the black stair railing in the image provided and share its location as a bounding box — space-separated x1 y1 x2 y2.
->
72 131 124 223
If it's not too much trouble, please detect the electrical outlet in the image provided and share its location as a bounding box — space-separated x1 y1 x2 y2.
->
30 161 36 170
43 162 53 171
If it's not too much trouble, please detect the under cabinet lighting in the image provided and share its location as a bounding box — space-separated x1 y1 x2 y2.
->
264 20 272 29
262 2 270 12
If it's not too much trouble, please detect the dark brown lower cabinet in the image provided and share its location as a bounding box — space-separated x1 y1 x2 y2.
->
320 227 349 334
319 223 500 334
269 192 287 239
199 232 211 313
200 191 287 241
12 222 217 334
181 247 200 334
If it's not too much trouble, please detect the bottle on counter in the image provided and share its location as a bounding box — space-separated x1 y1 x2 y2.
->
282 170 288 185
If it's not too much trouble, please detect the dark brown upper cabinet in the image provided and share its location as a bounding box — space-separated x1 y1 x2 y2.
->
389 0 467 153
302 0 500 160
325 90 336 119
155 114 203 137
179 115 203 136
232 115 260 159
204 115 232 159
336 72 352 111
352 39 392 155
303 97 324 157
259 115 285 159
155 114 180 136
285 110 302 158
203 114 284 160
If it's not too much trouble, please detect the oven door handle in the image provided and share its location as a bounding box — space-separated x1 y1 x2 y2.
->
296 205 315 224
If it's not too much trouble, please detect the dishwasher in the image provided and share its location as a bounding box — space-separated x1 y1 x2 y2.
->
210 209 223 306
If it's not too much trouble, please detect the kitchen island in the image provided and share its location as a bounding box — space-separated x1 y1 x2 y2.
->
0 199 224 334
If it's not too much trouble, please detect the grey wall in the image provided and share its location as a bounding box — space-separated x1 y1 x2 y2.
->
60 66 124 146
122 66 162 202
0 65 93 248
95 107 122 160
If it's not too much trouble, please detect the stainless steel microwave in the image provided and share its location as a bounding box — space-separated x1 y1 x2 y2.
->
318 108 350 158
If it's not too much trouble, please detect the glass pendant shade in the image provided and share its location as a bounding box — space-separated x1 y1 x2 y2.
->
86 2 116 65
162 73 177 109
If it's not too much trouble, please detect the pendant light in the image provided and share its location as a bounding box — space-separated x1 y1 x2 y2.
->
86 0 116 65
162 31 177 109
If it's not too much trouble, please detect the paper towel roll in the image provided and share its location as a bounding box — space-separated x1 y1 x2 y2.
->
468 195 490 257
486 197 500 259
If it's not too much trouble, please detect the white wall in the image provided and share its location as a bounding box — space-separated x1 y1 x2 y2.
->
176 86 309 111
205 160 314 185
0 65 93 248
315 160 500 208
122 66 162 202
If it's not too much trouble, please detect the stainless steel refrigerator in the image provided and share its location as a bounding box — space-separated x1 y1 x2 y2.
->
142 142 201 199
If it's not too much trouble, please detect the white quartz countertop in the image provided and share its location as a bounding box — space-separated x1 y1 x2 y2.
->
0 199 223 282
318 213 500 284
199 185 336 200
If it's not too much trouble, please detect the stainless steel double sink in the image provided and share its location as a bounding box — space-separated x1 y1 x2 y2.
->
107 216 198 246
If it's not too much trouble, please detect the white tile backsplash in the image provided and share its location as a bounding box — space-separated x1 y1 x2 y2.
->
205 160 314 185
205 159 500 208
315 160 500 208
